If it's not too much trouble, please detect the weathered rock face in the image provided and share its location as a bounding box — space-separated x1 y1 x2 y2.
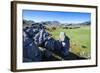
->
23 23 70 62
59 32 70 57
23 31 42 62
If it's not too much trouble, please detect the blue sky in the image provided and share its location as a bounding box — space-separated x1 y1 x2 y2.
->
23 10 91 23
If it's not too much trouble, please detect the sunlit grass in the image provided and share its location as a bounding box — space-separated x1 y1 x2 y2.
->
48 26 91 58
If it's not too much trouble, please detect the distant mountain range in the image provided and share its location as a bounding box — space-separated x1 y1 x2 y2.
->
79 21 91 25
23 20 35 26
23 20 91 26
41 21 61 25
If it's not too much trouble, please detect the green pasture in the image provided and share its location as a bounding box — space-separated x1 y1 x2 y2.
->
48 26 91 58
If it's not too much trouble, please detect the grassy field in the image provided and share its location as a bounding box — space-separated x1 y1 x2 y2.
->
47 26 91 59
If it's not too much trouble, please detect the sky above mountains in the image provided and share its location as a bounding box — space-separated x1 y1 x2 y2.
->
23 10 91 24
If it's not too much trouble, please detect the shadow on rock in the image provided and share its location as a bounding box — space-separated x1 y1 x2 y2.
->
41 52 87 61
